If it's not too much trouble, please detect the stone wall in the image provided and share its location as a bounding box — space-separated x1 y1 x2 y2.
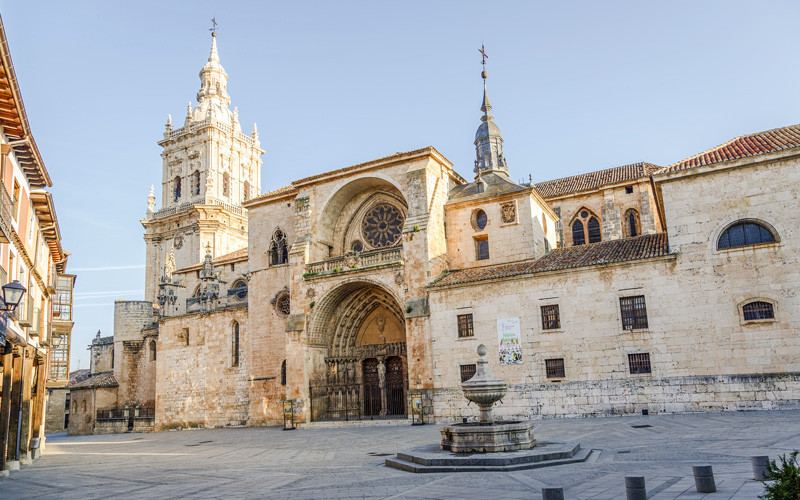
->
44 387 68 433
155 308 249 429
434 373 800 422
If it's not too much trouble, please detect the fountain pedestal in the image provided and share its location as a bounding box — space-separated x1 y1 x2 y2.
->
439 344 536 453
440 420 535 453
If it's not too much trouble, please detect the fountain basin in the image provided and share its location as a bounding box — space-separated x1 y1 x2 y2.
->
440 420 535 453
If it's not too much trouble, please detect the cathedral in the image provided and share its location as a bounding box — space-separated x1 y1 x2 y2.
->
67 33 800 434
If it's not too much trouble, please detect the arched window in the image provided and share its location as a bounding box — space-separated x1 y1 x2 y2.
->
587 217 601 243
222 172 230 197
269 229 288 265
281 360 286 386
718 221 776 250
624 209 641 238
192 171 201 196
173 176 181 202
82 400 86 412
572 219 585 246
230 279 248 300
231 322 240 367
243 180 250 201
110 347 114 369
742 301 775 321
150 340 157 361
571 209 601 245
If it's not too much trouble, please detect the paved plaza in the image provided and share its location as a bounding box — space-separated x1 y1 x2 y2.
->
1 410 798 499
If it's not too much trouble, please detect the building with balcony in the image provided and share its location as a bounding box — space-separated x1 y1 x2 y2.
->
0 13 71 473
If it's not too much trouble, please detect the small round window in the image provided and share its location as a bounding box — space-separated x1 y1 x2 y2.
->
580 210 589 218
472 209 488 231
351 240 364 253
274 291 291 316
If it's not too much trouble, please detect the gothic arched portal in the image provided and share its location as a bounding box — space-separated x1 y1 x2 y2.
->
307 281 408 421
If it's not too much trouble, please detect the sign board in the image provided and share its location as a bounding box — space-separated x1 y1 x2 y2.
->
411 394 424 425
497 317 522 365
282 400 295 430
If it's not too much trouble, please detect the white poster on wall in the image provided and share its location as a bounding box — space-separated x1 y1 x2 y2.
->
497 317 522 365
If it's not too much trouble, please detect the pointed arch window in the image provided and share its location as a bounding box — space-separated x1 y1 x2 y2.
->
717 220 777 250
173 176 181 202
269 229 289 266
280 360 287 386
222 172 230 197
572 219 585 246
150 340 157 361
624 209 641 238
231 321 240 367
571 209 601 246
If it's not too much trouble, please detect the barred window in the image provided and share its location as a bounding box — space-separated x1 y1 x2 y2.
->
545 358 565 379
541 304 560 330
628 352 651 374
742 301 774 321
718 221 776 250
476 238 489 260
620 295 648 330
460 364 476 382
457 314 474 338
231 322 240 367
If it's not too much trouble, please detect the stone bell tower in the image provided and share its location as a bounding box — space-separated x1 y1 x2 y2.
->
141 31 264 302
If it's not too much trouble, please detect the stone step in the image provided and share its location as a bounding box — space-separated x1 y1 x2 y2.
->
297 418 410 429
386 443 595 473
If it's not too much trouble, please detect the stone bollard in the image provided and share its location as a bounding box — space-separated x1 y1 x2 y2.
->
751 456 771 481
541 487 564 500
693 465 717 493
625 476 646 500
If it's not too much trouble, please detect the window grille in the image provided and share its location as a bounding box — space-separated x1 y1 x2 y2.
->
460 364 477 382
718 221 776 249
457 314 474 338
572 220 585 245
628 352 651 374
587 217 601 243
475 209 487 230
620 295 648 330
545 358 565 379
476 238 489 260
541 304 560 330
742 301 774 321
232 322 240 367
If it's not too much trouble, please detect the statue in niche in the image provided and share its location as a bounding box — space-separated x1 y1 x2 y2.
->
376 313 387 344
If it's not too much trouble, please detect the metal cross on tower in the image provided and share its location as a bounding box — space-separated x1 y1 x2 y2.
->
210 16 218 35
479 44 488 76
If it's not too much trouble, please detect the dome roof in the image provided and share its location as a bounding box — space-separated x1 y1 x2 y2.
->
475 120 502 143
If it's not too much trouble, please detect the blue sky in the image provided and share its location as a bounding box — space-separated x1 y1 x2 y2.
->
3 1 799 370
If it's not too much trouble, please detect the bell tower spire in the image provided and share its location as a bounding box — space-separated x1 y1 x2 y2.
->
474 44 508 177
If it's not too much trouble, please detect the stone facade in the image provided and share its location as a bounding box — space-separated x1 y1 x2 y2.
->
75 34 800 436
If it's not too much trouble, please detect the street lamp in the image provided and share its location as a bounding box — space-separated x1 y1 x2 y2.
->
0 280 27 347
50 334 63 349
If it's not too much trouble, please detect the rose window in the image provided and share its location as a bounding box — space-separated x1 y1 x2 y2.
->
362 203 404 249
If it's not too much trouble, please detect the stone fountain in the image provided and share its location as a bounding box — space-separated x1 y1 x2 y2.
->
439 344 535 453
385 344 592 472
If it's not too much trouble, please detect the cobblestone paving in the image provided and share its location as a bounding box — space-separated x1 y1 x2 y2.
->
2 410 798 499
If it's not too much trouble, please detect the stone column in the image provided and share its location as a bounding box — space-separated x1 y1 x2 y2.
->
377 357 387 417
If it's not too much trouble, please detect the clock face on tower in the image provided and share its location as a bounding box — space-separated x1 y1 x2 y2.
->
174 234 183 249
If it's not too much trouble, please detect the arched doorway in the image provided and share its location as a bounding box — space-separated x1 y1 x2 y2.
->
308 281 408 421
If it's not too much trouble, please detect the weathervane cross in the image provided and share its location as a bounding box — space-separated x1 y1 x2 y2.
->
479 44 488 72
210 16 218 34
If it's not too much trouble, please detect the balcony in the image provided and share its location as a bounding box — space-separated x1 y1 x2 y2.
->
150 196 246 220
304 247 403 279
0 183 14 244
